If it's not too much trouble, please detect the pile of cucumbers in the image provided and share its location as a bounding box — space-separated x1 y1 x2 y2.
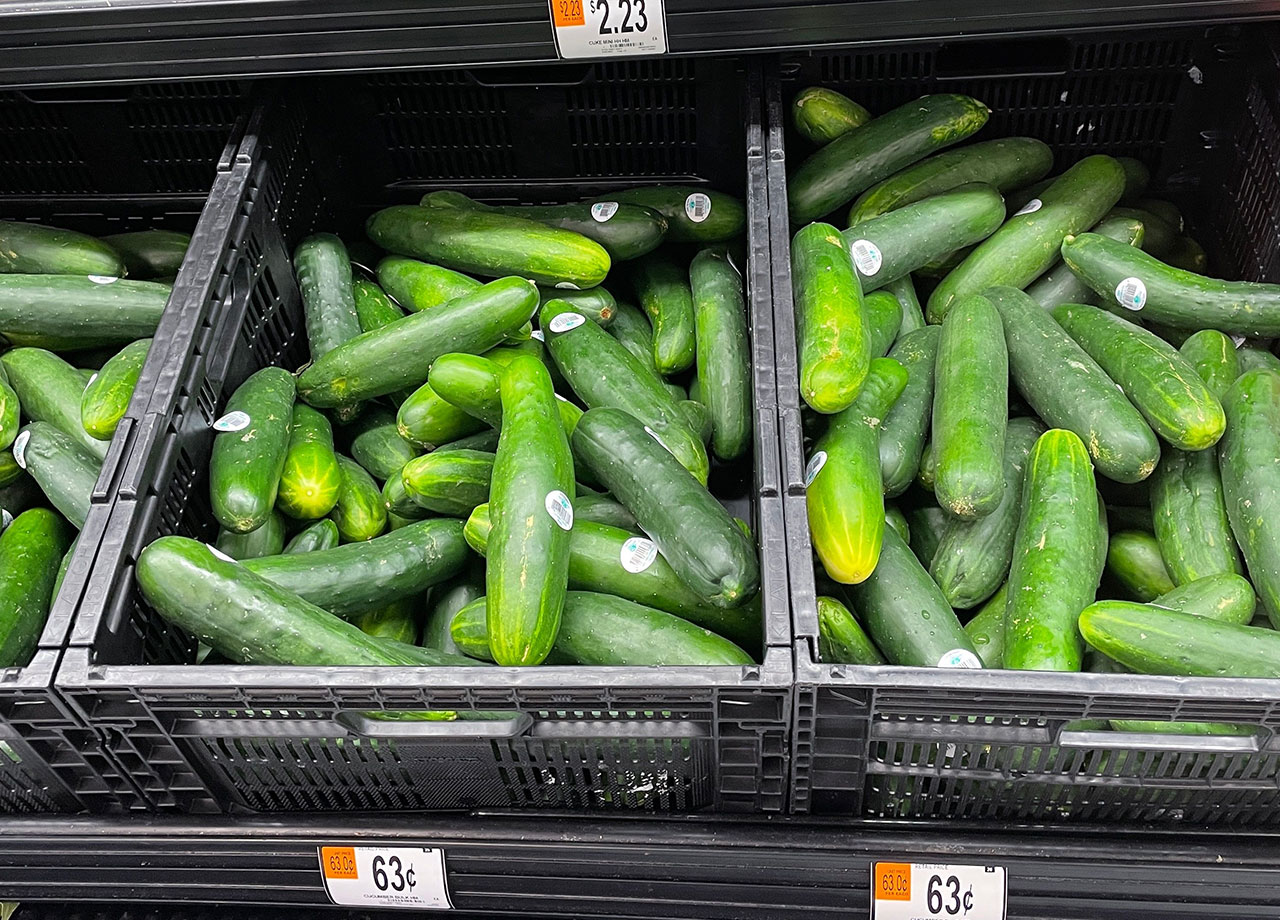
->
789 86 1280 703
0 219 190 668
135 186 764 678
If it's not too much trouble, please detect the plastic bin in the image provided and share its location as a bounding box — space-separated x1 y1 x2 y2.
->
771 27 1280 822
56 59 793 815
0 82 247 813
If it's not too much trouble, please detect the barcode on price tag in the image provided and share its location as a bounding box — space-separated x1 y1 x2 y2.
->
320 846 451 910
549 0 668 59
871 862 1006 920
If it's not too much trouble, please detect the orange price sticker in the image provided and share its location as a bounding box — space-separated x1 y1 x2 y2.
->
321 846 359 880
551 0 585 27
874 862 912 902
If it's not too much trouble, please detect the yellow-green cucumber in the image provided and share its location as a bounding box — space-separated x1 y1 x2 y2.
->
276 404 342 520
792 87 870 145
80 337 150 440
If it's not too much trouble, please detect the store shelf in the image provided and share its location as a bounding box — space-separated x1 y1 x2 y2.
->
1 0 1279 88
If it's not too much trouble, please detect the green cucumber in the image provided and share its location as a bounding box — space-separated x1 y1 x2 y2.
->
426 354 506 428
79 337 150 440
1053 303 1225 450
884 275 926 337
2 348 110 460
401 449 493 516
1220 370 1280 627
962 582 1008 668
864 290 903 359
276 404 342 520
1136 198 1183 230
602 186 744 244
376 256 480 313
298 276 538 407
906 505 948 566
573 494 639 531
807 357 908 584
343 405 419 482
789 94 990 224
397 382 487 449
1116 157 1151 203
792 87 871 145
932 293 1008 519
884 507 909 543
486 355 574 665
294 233 361 363
0 221 125 276
0 508 72 667
631 251 696 375
1109 720 1254 736
605 301 662 380
355 599 418 644
366 205 609 289
681 399 713 445
12 422 100 529
1025 214 1144 309
690 247 751 461
382 472 429 521
791 222 870 414
572 406 758 607
816 595 885 665
1107 206 1178 257
209 367 295 534
99 229 190 279
878 326 940 497
0 363 18 450
329 454 387 542
422 573 481 654
843 184 1006 292
1237 345 1280 376
985 285 1160 483
538 286 617 327
434 428 500 453
1152 573 1255 625
927 155 1126 322
282 518 339 554
1106 530 1175 601
1176 329 1240 399
244 518 468 619
1004 428 1101 671
849 137 1053 224
1165 236 1209 273
352 278 404 332
931 416 1044 609
215 511 285 560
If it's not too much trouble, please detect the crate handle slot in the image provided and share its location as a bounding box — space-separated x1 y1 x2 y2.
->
933 37 1070 79
530 719 708 740
13 87 133 105
336 710 535 739
466 64 595 88
1058 726 1267 754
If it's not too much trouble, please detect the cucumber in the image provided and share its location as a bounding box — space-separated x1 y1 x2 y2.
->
538 286 617 327
283 518 339 554
1220 370 1280 627
401 449 493 516
1116 157 1151 203
884 507 909 542
605 301 662 380
631 251 696 375
792 87 871 145
2 348 110 460
426 354 506 427
1078 602 1280 678
789 94 990 224
354 599 418 645
486 355 574 665
422 573 482 654
985 285 1160 483
352 278 404 333
572 406 758 608
1135 198 1183 231
366 205 610 289
917 440 937 490
906 505 948 566
382 472 429 521
864 290 903 360
878 326 940 497
884 275 926 337
0 221 125 276
963 582 1008 668
1237 345 1280 376
849 137 1053 224
215 511 285 560
12 422 100 530
791 222 870 414
209 367 295 534
1107 206 1178 257
541 300 708 484
297 276 539 407
276 404 342 520
396 382 487 448
0 363 18 450
329 454 387 542
376 256 481 313
294 233 361 365
927 155 1126 322
1062 232 1280 335
1152 573 1255 625
602 186 744 244
1106 530 1175 601
99 229 190 279
573 494 639 531
1165 235 1209 274
1006 176 1054 215
681 399 713 445
244 518 468 619
690 247 751 461
1025 214 1144 309
842 184 1006 292
848 524 977 667
932 293 1008 519
1176 329 1241 399
931 416 1044 609
807 357 909 584
1053 304 1226 451
1004 428 1101 671
0 508 72 667
435 428 500 454
343 405 419 482
816 595 885 665
79 337 150 440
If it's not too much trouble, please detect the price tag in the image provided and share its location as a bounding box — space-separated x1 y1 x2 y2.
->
549 0 668 60
320 846 451 910
872 862 1006 920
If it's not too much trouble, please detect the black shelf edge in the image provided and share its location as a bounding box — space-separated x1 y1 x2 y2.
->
1 0 1279 88
0 814 1278 917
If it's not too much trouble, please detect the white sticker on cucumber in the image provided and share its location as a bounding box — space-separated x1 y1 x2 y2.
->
545 490 574 531
554 281 581 291
619 536 658 573
938 648 983 669
87 274 120 284
0 510 12 531
85 373 98 390
849 239 883 277
549 312 586 333
206 544 237 563
530 329 546 342
1115 276 1147 311
804 450 827 487
1232 334 1247 347
1014 198 1043 216
213 410 251 432
11 430 28 470
685 192 712 223
591 202 619 222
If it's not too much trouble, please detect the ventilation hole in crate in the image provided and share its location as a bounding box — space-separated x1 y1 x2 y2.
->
0 94 93 194
1215 77 1280 282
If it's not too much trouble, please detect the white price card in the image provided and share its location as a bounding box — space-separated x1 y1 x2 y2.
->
320 846 452 910
871 862 1006 920
549 0 668 59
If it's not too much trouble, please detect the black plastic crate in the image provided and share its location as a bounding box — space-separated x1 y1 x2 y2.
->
0 82 248 814
770 27 1280 822
57 59 793 815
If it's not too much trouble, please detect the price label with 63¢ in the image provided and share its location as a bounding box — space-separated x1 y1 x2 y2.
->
549 0 668 59
320 846 451 909
872 862 1007 920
